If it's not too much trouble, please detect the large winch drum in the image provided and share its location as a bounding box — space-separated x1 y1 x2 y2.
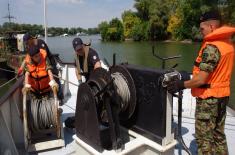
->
110 65 136 120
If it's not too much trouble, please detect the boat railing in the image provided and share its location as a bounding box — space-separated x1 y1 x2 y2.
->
0 59 74 154
0 63 73 154
0 76 24 155
53 54 75 67
52 54 77 97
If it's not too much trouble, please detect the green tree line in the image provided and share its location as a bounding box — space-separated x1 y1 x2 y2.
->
99 0 235 41
0 22 99 37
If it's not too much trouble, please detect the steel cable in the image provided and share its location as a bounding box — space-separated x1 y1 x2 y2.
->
0 67 58 131
28 97 57 132
0 67 16 73
111 72 130 111
0 76 17 88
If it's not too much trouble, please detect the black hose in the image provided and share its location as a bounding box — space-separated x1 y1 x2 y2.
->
177 90 192 155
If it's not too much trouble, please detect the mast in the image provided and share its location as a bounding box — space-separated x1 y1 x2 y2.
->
44 0 48 43
3 1 15 23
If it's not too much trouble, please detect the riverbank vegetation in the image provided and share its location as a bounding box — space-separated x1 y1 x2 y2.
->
0 22 99 37
99 0 235 41
0 0 234 42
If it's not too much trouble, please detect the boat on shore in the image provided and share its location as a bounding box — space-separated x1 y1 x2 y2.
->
0 31 26 73
0 31 26 98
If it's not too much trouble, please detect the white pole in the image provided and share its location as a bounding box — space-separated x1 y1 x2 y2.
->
44 0 47 43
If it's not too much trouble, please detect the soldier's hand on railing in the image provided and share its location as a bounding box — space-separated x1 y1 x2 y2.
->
22 84 31 94
49 79 59 92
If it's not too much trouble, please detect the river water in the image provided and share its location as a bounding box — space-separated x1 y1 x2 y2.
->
46 35 235 109
1 35 234 109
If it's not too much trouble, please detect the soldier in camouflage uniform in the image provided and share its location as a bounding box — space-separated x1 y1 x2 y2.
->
167 10 235 155
195 45 228 155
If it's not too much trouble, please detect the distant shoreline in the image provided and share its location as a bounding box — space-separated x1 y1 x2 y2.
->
164 39 193 44
124 38 202 44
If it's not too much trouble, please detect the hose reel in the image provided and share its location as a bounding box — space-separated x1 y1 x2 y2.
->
27 96 58 133
23 89 63 152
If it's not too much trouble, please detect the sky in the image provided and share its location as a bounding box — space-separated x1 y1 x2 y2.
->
0 0 135 28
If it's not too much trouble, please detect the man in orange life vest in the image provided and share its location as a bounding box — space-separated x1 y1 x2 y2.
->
22 45 58 96
19 34 63 101
18 33 52 76
167 10 235 154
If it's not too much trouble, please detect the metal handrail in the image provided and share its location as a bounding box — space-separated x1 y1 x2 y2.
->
53 54 75 66
152 46 181 69
0 76 24 105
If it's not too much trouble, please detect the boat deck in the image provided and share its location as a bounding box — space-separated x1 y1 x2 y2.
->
36 67 235 155
173 89 235 155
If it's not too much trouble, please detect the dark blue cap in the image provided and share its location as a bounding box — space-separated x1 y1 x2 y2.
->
29 45 40 57
23 33 32 42
72 37 83 51
200 10 221 22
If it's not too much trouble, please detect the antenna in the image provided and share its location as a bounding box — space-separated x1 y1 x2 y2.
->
3 1 16 23
44 0 48 43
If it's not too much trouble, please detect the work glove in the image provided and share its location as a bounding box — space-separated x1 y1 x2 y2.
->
78 79 82 84
167 80 185 94
179 71 191 81
49 79 59 92
17 67 23 77
22 84 31 94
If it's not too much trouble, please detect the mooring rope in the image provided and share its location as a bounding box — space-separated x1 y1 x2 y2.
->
28 97 57 132
53 74 79 87
111 72 131 111
0 67 16 73
64 104 76 111
0 67 79 87
0 76 17 88
0 67 17 88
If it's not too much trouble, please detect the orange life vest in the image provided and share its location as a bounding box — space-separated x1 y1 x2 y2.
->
25 49 51 94
192 26 235 99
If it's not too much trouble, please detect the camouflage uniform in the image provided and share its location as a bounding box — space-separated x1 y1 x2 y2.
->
195 44 228 155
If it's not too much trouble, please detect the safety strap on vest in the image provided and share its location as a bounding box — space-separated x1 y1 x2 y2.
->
198 81 230 89
29 74 48 81
76 46 89 80
31 85 51 96
83 46 89 73
199 84 211 88
194 61 200 67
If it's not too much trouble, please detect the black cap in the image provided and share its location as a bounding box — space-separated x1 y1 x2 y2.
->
23 33 32 42
200 10 221 23
72 37 83 51
29 45 40 57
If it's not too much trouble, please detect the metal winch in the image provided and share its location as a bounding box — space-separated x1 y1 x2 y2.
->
75 66 136 151
75 62 189 153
